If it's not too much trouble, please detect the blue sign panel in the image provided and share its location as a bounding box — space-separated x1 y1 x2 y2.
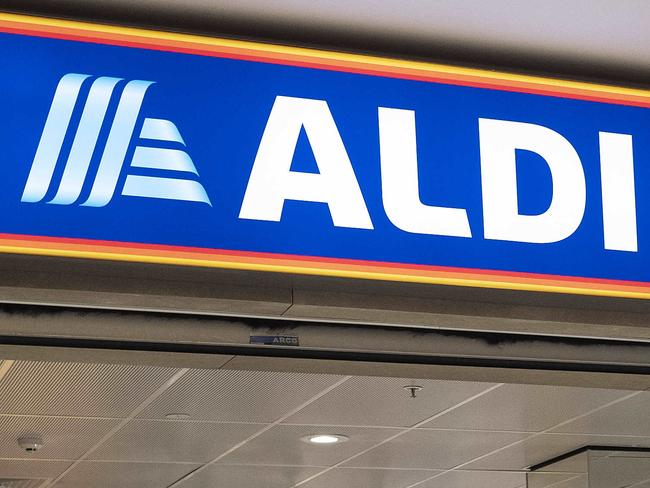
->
2 13 650 298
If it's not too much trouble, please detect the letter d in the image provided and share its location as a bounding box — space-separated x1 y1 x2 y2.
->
479 118 586 244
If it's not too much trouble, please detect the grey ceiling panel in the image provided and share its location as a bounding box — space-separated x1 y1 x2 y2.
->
283 377 495 427
551 391 650 436
344 429 527 469
217 424 400 467
0 480 48 488
297 467 441 488
53 461 200 488
527 473 583 488
87 419 263 463
415 469 525 488
0 361 179 418
0 415 119 461
542 475 588 488
0 461 71 480
466 433 650 471
175 464 322 488
423 383 630 432
0 358 649 486
138 369 345 422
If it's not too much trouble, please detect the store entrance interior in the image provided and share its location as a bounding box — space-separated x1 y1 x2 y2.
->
1 353 649 488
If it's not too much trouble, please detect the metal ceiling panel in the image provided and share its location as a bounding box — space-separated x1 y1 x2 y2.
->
296 467 441 488
0 480 48 488
551 391 650 436
526 472 582 488
53 461 200 488
466 433 650 471
416 469 525 488
283 377 495 428
343 429 527 470
217 424 399 467
87 420 263 463
174 465 323 488
0 358 649 486
423 383 631 432
554 476 589 488
0 415 119 461
137 369 345 422
0 361 179 417
0 461 70 481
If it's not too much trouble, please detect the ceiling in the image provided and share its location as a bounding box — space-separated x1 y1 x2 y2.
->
2 0 650 85
2 358 650 487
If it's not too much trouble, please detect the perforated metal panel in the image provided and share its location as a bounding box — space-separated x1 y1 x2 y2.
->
52 462 200 488
219 424 400 466
416 470 525 488
88 420 263 463
0 415 119 460
138 369 345 422
284 377 495 427
0 479 48 488
296 467 442 488
0 461 71 480
0 358 648 487
0 361 179 417
175 465 322 488
425 383 631 432
345 429 527 469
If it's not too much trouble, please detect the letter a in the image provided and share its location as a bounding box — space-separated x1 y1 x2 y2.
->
239 96 373 229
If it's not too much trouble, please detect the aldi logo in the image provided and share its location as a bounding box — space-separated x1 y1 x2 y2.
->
21 73 211 207
4 14 650 298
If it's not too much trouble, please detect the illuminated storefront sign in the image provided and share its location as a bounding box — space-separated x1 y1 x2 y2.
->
3 13 650 298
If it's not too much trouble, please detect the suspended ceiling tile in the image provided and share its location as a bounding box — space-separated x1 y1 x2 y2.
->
0 415 119 461
423 384 630 432
546 474 588 488
283 376 495 427
343 429 526 470
415 469 525 488
465 433 650 471
0 460 71 479
551 392 650 436
217 424 400 467
138 368 345 422
589 456 650 487
527 472 584 488
53 461 200 488
0 361 179 418
0 480 47 488
175 464 322 488
87 419 263 463
297 467 441 488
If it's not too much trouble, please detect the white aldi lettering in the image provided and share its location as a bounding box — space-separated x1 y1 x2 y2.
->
240 96 638 252
21 75 640 253
6 20 650 297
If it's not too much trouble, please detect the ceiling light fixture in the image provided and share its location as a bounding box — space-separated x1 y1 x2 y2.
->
302 434 349 445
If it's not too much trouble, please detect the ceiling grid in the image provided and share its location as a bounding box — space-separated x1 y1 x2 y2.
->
0 359 648 487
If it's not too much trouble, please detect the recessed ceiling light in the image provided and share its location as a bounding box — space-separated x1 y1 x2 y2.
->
165 413 191 420
301 434 349 445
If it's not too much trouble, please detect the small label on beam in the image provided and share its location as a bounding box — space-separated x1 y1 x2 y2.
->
249 335 300 346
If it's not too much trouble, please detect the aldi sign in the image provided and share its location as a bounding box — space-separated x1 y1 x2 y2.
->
3 13 650 298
